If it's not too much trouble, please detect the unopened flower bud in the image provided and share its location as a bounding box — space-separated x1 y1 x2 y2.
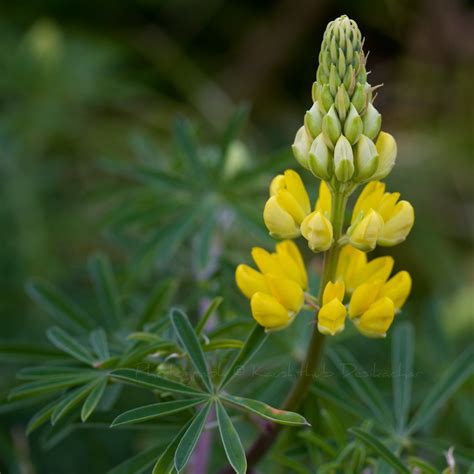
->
322 105 341 148
329 64 341 96
343 104 363 144
300 211 333 252
372 131 397 180
348 209 383 251
351 83 366 113
319 84 333 114
363 103 382 139
292 126 312 169
335 85 350 121
333 135 354 182
304 102 324 138
353 134 379 181
309 133 333 180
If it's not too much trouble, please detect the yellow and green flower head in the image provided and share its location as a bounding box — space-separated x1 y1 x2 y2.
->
236 15 415 339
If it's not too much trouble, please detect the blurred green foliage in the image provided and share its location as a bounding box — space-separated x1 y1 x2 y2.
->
0 1 473 473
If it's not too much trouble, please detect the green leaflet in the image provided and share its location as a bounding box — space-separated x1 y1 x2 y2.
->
81 377 108 421
47 326 95 365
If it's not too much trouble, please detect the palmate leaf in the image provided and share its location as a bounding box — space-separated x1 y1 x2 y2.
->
26 279 93 332
349 428 410 474
81 377 108 421
174 401 212 472
328 347 392 425
222 394 309 426
111 397 207 427
110 368 205 397
170 309 212 392
218 323 267 390
392 323 414 432
47 326 95 365
216 400 246 474
51 381 98 425
89 253 123 329
407 345 474 434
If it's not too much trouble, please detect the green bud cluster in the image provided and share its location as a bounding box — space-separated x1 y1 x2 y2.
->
293 15 396 187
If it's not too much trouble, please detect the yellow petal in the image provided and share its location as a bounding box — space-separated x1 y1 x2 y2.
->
349 280 384 318
283 169 311 215
263 196 300 239
352 181 385 223
269 174 286 196
235 264 269 300
323 281 345 305
275 241 308 289
349 209 384 252
301 211 333 252
373 131 397 180
375 191 400 221
250 292 291 329
378 201 415 246
336 245 367 291
251 247 285 277
315 180 332 215
380 271 412 311
266 274 304 313
355 297 395 338
359 256 394 284
318 298 347 336
276 190 307 224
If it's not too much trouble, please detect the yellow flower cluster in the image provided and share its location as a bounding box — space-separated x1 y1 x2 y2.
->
235 241 307 331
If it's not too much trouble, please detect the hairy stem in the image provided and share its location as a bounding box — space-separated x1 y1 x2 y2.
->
220 188 349 473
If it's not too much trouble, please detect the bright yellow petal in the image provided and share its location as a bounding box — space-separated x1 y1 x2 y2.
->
355 297 395 338
275 241 307 289
375 192 400 221
323 281 345 305
251 247 285 277
318 298 347 336
349 280 384 318
380 271 412 311
352 181 385 223
263 196 300 239
250 292 291 329
266 275 304 313
276 190 307 224
301 211 333 252
336 245 367 291
284 169 311 215
349 209 383 252
315 180 332 215
235 264 269 300
378 201 415 246
359 256 394 284
269 174 286 196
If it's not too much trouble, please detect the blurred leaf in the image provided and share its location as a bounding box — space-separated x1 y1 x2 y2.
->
0 342 64 362
26 279 93 332
204 339 243 351
310 382 366 418
18 366 95 380
111 368 206 396
90 328 110 361
328 347 392 425
137 279 177 328
193 211 216 275
408 457 439 474
220 104 249 161
321 408 345 446
349 428 409 474
196 296 223 335
216 400 246 474
89 253 123 329
170 308 212 392
81 377 108 421
51 381 97 425
298 430 337 456
174 401 212 472
111 397 206 427
27 398 60 434
273 455 312 474
408 346 474 434
392 323 414 433
219 323 267 389
174 118 205 180
222 394 309 426
108 443 168 474
47 326 95 365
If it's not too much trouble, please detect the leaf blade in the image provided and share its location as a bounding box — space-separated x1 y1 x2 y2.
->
47 326 95 365
81 377 108 421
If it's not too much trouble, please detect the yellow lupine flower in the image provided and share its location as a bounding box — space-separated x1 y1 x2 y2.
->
349 280 385 318
300 211 333 252
263 170 311 238
236 241 307 331
351 181 415 249
317 281 346 336
358 256 394 286
348 209 384 251
336 245 367 292
354 297 395 338
315 181 331 215
379 271 412 311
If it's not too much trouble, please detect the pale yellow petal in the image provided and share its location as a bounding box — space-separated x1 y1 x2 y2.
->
352 181 385 223
318 298 347 336
378 201 415 246
276 190 307 224
284 169 311 215
263 196 300 239
269 174 286 196
375 192 400 221
301 211 333 252
379 271 412 310
235 264 269 300
315 180 332 215
250 292 291 329
349 209 383 252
